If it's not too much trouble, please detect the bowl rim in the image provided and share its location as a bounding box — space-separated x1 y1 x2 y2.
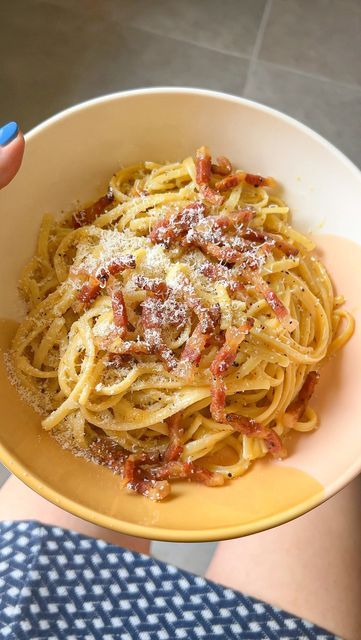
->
1 86 360 542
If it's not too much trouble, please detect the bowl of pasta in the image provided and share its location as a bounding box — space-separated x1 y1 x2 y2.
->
0 88 360 541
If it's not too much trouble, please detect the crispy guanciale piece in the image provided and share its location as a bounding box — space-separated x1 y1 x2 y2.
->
127 478 171 501
210 321 254 377
179 323 210 366
195 146 212 185
245 173 276 188
107 342 152 365
187 232 242 264
215 172 245 192
88 437 127 473
209 320 254 423
92 255 136 287
109 285 128 336
241 228 298 257
124 453 171 501
164 412 184 463
199 262 245 294
133 275 169 298
210 375 227 423
77 275 101 305
149 459 224 486
264 289 288 319
107 255 136 273
150 201 206 245
199 184 224 205
284 371 320 426
141 295 188 331
107 353 135 367
73 192 114 228
176 275 218 334
225 413 286 458
211 156 232 176
244 268 289 321
141 300 178 371
213 207 256 230
89 433 225 500
144 327 178 371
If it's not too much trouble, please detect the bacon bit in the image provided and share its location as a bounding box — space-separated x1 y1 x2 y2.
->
164 412 184 463
189 233 242 264
150 202 206 246
244 268 289 321
199 184 224 205
88 435 224 500
284 371 320 427
107 341 152 361
297 371 319 406
264 289 288 319
123 456 136 483
149 218 172 245
210 320 254 377
213 207 256 230
144 328 178 371
192 467 225 487
210 320 255 424
88 437 127 472
96 254 136 285
195 146 212 185
209 303 222 328
141 296 188 331
108 255 136 274
199 262 245 294
211 156 232 176
226 413 286 458
215 172 245 192
241 228 298 257
133 275 169 298
271 237 298 257
77 275 101 305
107 353 135 368
245 173 276 188
176 275 217 334
124 453 171 501
73 192 114 228
141 301 178 371
149 459 224 486
110 287 128 336
127 479 171 501
210 376 226 423
179 324 210 366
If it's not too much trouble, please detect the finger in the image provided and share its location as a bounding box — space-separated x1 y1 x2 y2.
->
0 122 25 189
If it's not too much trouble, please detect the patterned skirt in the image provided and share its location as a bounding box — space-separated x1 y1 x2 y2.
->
0 521 339 639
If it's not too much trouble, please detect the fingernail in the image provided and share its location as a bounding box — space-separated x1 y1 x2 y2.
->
0 121 19 147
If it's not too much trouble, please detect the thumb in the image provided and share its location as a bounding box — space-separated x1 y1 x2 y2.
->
0 122 25 189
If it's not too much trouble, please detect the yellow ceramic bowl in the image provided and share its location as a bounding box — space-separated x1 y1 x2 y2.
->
0 89 360 542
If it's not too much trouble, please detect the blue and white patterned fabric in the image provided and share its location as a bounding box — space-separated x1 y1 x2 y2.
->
0 521 339 640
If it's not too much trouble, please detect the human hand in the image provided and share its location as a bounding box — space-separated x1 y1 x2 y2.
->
0 122 25 189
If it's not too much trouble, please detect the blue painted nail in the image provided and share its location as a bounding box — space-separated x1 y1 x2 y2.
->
0 121 19 147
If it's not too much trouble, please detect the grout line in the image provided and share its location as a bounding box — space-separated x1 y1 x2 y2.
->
130 19 361 95
255 58 361 93
243 0 273 95
125 22 252 61
127 20 361 95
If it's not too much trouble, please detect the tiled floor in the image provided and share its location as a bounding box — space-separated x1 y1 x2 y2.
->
0 0 360 165
0 0 360 573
